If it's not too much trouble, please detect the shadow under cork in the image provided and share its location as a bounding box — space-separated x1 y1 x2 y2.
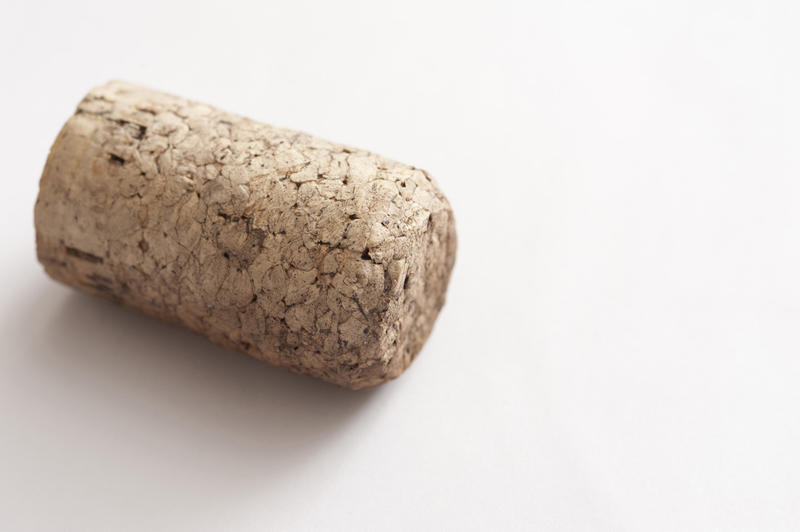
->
6 279 383 523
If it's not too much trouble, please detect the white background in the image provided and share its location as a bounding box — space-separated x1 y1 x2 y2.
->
2 1 799 530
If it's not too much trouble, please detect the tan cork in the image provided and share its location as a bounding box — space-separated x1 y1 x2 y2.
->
34 81 457 389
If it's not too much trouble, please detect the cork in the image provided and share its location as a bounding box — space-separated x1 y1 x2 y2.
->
34 81 456 389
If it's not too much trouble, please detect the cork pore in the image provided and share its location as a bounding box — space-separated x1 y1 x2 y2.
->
34 82 456 389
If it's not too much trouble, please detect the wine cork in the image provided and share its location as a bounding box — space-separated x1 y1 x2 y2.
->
34 81 456 389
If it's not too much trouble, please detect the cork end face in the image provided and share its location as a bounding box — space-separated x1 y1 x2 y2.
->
341 201 457 390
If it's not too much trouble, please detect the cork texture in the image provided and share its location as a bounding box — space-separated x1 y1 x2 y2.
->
34 81 456 389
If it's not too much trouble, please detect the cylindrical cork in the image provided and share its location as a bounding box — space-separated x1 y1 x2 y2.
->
34 81 456 389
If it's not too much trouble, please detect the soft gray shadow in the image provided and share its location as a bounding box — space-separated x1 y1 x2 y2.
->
8 280 381 517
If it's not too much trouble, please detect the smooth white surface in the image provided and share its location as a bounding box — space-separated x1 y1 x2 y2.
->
2 1 799 530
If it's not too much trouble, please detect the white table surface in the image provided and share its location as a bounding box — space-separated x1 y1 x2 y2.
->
2 1 799 530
